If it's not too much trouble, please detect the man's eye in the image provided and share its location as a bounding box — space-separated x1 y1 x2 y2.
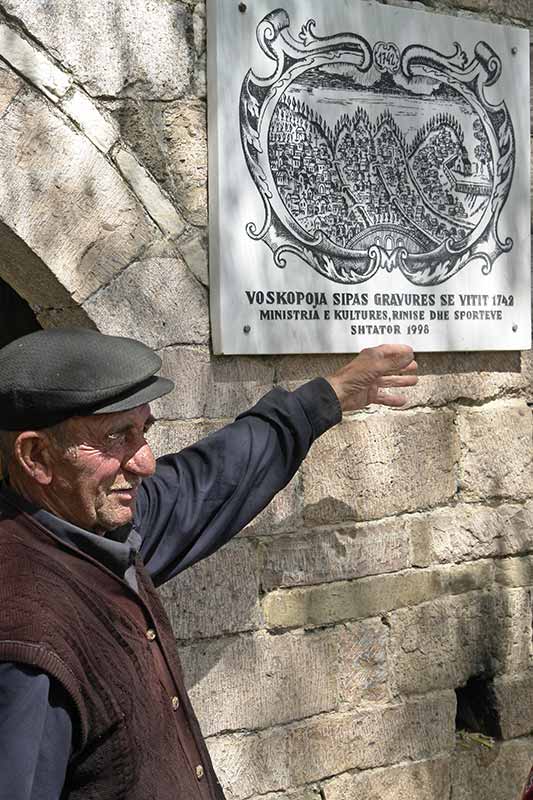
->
106 432 125 444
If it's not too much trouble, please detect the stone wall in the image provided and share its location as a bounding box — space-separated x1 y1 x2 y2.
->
0 0 531 797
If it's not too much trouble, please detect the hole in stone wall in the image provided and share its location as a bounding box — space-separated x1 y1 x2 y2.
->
455 675 501 738
0 276 41 347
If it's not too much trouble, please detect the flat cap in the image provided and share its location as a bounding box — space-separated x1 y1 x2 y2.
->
0 328 174 430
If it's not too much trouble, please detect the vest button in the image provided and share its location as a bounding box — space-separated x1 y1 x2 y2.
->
171 695 180 711
196 765 204 780
145 628 157 641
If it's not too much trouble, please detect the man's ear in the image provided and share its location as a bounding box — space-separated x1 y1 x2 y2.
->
13 431 54 485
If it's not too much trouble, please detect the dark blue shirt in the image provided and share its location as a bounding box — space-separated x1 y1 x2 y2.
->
0 380 341 799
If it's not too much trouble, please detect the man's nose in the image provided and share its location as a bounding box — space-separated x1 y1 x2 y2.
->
123 442 156 478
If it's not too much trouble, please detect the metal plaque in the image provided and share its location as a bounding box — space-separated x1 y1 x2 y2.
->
208 0 530 353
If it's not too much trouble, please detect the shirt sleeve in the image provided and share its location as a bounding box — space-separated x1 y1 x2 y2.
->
0 663 73 800
137 378 341 586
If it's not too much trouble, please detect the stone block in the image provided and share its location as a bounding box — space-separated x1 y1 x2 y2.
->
260 518 410 590
208 693 456 799
457 401 533 501
495 555 533 588
262 561 493 630
83 256 209 349
451 737 533 800
408 500 533 568
446 0 533 22
109 98 208 225
0 21 71 101
154 346 275 419
0 88 157 305
322 758 450 800
60 88 119 153
181 619 391 737
181 629 338 737
492 673 533 739
113 146 186 237
159 538 261 641
0 0 193 99
0 61 23 116
177 229 209 286
302 409 459 524
389 588 531 695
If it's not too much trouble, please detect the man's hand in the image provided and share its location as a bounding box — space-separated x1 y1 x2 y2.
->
326 344 417 413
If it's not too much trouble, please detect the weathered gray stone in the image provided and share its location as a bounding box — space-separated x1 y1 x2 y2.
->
260 518 410 590
177 229 208 286
60 88 119 152
182 620 390 737
389 588 531 694
492 673 533 739
1 0 193 99
302 409 459 524
84 256 209 349
109 98 208 225
446 0 533 21
451 737 533 800
208 693 456 799
323 758 451 800
408 500 533 567
0 88 157 305
0 60 23 115
181 629 339 737
154 346 275 419
0 21 72 101
113 146 186 237
262 561 493 630
457 401 533 502
495 555 533 588
160 538 261 641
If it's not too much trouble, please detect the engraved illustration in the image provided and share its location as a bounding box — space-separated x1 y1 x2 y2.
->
240 10 515 285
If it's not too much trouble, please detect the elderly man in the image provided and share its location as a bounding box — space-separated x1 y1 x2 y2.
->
0 328 416 800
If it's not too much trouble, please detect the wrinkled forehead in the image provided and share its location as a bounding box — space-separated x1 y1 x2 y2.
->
65 403 154 439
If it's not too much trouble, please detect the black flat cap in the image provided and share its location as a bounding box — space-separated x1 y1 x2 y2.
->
0 329 174 430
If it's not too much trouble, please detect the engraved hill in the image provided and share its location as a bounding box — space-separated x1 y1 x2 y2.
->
268 97 483 251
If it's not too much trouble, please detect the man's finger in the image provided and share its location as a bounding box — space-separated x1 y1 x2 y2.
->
373 389 410 407
376 374 418 388
381 360 418 377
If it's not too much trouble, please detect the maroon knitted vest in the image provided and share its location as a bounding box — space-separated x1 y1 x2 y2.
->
0 509 225 800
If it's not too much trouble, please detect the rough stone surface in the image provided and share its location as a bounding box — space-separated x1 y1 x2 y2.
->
302 409 459 523
154 346 275 419
84 256 209 349
182 619 391 737
0 59 23 114
260 518 410 590
492 673 533 739
0 0 193 99
208 694 456 800
262 561 493 630
113 146 186 237
323 758 451 800
60 87 119 152
160 538 262 641
457 401 533 502
445 0 533 21
0 21 71 100
408 500 533 567
110 98 208 225
389 589 531 694
177 228 208 286
451 737 533 800
0 87 157 304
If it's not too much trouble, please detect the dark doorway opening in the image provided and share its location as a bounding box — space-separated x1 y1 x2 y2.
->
0 276 41 347
455 675 501 738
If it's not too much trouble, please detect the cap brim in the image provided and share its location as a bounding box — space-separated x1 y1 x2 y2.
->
91 376 174 415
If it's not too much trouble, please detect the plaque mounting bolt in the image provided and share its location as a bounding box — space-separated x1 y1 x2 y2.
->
243 325 251 334
512 324 518 332
238 3 247 12
511 46 518 55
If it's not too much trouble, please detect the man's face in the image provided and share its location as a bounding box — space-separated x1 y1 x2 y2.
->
45 403 156 533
